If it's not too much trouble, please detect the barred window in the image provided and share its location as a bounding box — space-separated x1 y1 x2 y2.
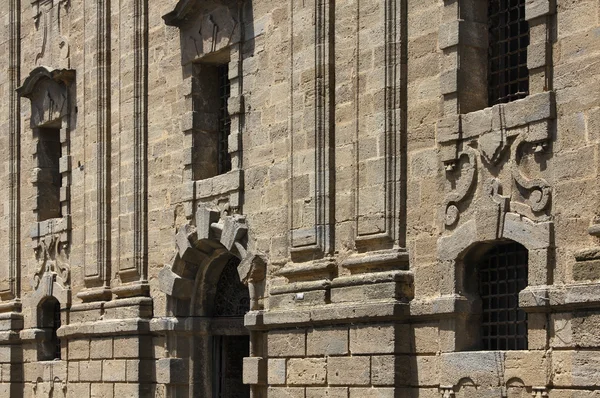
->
488 0 530 105
217 64 232 175
478 242 528 350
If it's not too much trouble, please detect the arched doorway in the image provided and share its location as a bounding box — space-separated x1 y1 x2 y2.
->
210 256 250 398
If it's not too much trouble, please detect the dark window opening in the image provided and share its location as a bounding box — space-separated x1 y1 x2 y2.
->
36 128 62 221
214 257 250 317
191 61 231 180
478 242 528 350
488 0 529 106
217 64 232 175
38 297 61 360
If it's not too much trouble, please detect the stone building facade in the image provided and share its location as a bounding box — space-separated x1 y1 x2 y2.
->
0 0 599 396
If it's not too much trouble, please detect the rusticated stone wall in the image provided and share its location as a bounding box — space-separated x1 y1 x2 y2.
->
0 0 598 397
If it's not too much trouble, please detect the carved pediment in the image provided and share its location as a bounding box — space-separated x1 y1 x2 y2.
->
18 67 75 127
164 0 240 64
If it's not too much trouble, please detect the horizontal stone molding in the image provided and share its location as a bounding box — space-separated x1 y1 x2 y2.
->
340 249 409 272
520 283 600 312
244 301 411 330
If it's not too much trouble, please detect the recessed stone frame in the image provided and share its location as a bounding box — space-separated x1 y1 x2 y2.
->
157 206 267 397
18 67 74 245
164 1 245 217
439 0 555 115
434 214 552 352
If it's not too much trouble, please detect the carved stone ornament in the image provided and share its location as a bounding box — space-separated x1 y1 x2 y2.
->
17 66 75 128
444 148 477 227
32 0 71 66
511 135 551 213
33 234 70 291
163 0 241 64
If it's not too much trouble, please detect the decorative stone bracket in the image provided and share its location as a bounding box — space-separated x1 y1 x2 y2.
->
438 92 556 227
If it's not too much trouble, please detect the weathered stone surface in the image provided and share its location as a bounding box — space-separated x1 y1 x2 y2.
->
0 0 598 396
286 358 327 385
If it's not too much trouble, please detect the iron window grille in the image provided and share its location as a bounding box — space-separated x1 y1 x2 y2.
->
488 0 530 106
214 257 250 317
218 64 232 175
479 242 528 350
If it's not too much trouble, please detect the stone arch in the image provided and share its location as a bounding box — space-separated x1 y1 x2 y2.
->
438 212 552 292
157 206 267 397
436 213 552 352
159 207 266 316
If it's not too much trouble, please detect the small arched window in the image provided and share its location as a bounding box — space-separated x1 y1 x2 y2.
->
38 297 61 360
478 241 528 350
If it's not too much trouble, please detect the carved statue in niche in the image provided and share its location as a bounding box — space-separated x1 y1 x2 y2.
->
32 0 71 67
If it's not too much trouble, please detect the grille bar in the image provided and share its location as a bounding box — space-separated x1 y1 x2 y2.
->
218 64 232 174
488 0 530 106
479 242 528 350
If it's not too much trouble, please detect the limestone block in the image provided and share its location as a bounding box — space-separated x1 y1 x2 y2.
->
156 358 187 385
286 358 327 385
267 387 305 398
220 215 248 252
68 339 90 360
268 358 286 385
102 359 126 382
78 361 102 383
306 387 348 397
89 338 113 360
349 387 395 398
526 0 556 20
371 356 395 386
350 325 396 354
328 356 370 386
504 351 548 386
66 383 91 398
268 330 306 357
158 265 193 299
242 356 266 385
90 383 113 398
307 327 348 356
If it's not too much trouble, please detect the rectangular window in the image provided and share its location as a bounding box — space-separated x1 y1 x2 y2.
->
191 61 231 180
488 0 530 105
217 64 232 175
36 127 62 221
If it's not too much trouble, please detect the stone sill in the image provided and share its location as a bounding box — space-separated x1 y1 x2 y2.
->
437 91 556 144
195 169 242 200
519 283 600 312
30 215 71 239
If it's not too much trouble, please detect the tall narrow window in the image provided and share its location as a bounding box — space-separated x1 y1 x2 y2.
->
191 60 232 180
38 297 61 360
478 242 528 350
217 64 232 175
488 0 530 105
36 127 62 221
